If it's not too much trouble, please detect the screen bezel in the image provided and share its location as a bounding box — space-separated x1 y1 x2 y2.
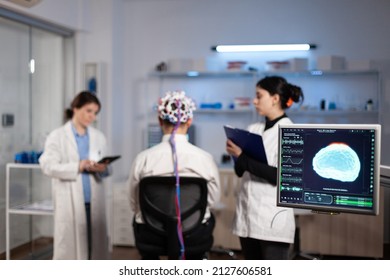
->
277 123 381 215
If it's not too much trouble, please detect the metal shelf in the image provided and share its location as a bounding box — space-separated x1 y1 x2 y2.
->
195 108 253 114
9 199 53 216
151 69 379 78
7 163 41 169
5 163 53 260
150 70 257 78
261 69 379 77
288 109 379 116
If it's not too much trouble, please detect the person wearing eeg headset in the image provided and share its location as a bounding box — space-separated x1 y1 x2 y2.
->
128 90 221 260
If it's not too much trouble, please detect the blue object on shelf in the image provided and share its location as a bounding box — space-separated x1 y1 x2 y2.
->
199 102 222 109
14 150 43 164
15 152 28 163
328 102 336 110
88 77 97 93
14 152 23 163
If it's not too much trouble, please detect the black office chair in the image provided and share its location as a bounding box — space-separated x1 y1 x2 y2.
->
134 176 214 260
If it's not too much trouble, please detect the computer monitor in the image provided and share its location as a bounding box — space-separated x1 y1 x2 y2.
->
277 123 381 215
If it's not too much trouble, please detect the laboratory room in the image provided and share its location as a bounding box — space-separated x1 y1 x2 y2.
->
0 0 390 263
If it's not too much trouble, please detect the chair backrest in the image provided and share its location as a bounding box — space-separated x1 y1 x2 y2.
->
138 176 208 258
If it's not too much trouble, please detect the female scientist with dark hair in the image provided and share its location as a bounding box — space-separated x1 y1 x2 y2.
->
39 91 110 260
226 76 304 260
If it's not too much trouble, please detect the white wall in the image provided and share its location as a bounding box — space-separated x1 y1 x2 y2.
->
121 0 390 170
0 0 81 29
5 0 389 174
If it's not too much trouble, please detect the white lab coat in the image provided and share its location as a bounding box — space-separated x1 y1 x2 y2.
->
39 121 109 259
232 118 296 244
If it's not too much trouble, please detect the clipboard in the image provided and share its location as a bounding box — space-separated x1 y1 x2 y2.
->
97 155 121 164
224 125 268 164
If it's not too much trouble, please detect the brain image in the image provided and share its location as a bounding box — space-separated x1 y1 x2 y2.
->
312 142 360 182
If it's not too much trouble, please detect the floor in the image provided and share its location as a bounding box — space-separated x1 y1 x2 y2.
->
0 238 243 260
292 244 390 260
1 238 389 260
111 245 244 260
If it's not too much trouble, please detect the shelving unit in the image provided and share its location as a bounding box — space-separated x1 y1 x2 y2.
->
262 69 379 77
146 69 381 153
195 108 253 114
150 70 258 78
287 109 380 120
5 163 53 260
150 71 257 114
140 69 382 173
83 62 101 93
82 62 109 131
260 69 381 120
150 69 381 119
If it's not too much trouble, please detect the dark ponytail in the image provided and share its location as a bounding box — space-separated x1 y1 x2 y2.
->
64 108 73 121
257 76 304 109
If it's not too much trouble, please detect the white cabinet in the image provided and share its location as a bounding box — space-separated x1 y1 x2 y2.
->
5 163 53 260
212 169 241 250
111 182 134 246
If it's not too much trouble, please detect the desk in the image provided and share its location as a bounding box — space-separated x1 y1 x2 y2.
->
297 177 387 258
380 165 390 187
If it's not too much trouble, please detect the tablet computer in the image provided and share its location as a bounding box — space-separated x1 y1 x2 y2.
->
98 155 121 164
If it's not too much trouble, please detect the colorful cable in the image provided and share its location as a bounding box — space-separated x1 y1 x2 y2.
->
169 99 186 260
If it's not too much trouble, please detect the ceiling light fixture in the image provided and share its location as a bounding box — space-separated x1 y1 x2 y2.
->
211 44 316 52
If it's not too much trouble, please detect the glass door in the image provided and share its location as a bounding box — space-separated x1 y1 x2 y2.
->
0 15 73 257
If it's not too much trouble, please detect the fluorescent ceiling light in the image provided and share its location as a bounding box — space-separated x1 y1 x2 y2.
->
212 44 316 52
29 59 35 74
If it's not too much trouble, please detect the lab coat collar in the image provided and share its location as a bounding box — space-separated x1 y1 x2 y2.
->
64 121 78 149
162 134 189 143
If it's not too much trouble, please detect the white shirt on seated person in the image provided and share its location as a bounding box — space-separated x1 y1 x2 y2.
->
128 90 220 224
128 133 221 224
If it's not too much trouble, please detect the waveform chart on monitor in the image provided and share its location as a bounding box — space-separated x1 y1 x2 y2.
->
277 123 381 215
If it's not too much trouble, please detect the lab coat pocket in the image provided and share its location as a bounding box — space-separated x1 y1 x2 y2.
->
270 209 287 229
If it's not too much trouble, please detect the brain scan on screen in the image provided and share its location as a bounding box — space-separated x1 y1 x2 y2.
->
278 123 380 215
312 142 361 182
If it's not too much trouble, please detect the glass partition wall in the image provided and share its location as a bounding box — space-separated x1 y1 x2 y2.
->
0 15 74 258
